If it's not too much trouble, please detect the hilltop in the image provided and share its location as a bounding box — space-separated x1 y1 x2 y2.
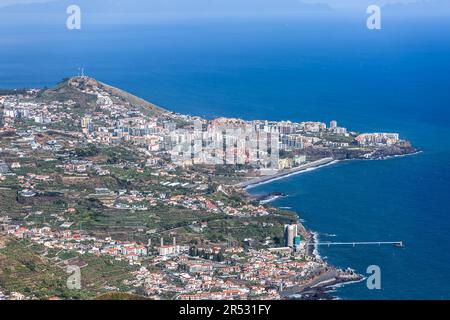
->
37 77 166 117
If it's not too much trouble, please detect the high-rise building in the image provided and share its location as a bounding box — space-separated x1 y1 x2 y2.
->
330 120 337 129
81 116 91 128
284 224 298 247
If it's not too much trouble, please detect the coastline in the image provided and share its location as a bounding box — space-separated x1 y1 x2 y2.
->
365 150 423 161
242 150 423 190
1 76 424 300
237 157 336 189
242 151 421 299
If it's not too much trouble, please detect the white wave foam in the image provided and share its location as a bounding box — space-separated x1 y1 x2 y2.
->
312 231 321 259
259 195 281 204
245 160 340 190
323 233 337 237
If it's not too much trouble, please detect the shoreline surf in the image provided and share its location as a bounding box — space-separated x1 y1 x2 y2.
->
240 157 336 190
245 150 423 298
242 150 423 190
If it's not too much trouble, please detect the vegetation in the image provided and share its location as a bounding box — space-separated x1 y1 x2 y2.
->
0 237 136 300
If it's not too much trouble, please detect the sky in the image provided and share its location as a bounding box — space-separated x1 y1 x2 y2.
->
0 0 51 6
0 0 440 9
308 0 418 9
0 0 449 14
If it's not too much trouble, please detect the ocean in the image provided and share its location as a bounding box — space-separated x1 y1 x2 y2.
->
1 11 450 299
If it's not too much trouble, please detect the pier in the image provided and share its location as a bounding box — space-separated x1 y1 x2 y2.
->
307 241 404 247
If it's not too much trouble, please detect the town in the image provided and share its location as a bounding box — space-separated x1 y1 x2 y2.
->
0 76 415 300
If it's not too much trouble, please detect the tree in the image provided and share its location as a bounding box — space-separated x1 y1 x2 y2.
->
216 251 225 262
189 246 198 257
75 144 99 157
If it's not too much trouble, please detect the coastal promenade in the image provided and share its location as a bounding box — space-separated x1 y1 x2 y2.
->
236 157 335 189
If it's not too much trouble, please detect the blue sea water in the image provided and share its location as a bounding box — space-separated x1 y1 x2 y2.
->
1 11 450 299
